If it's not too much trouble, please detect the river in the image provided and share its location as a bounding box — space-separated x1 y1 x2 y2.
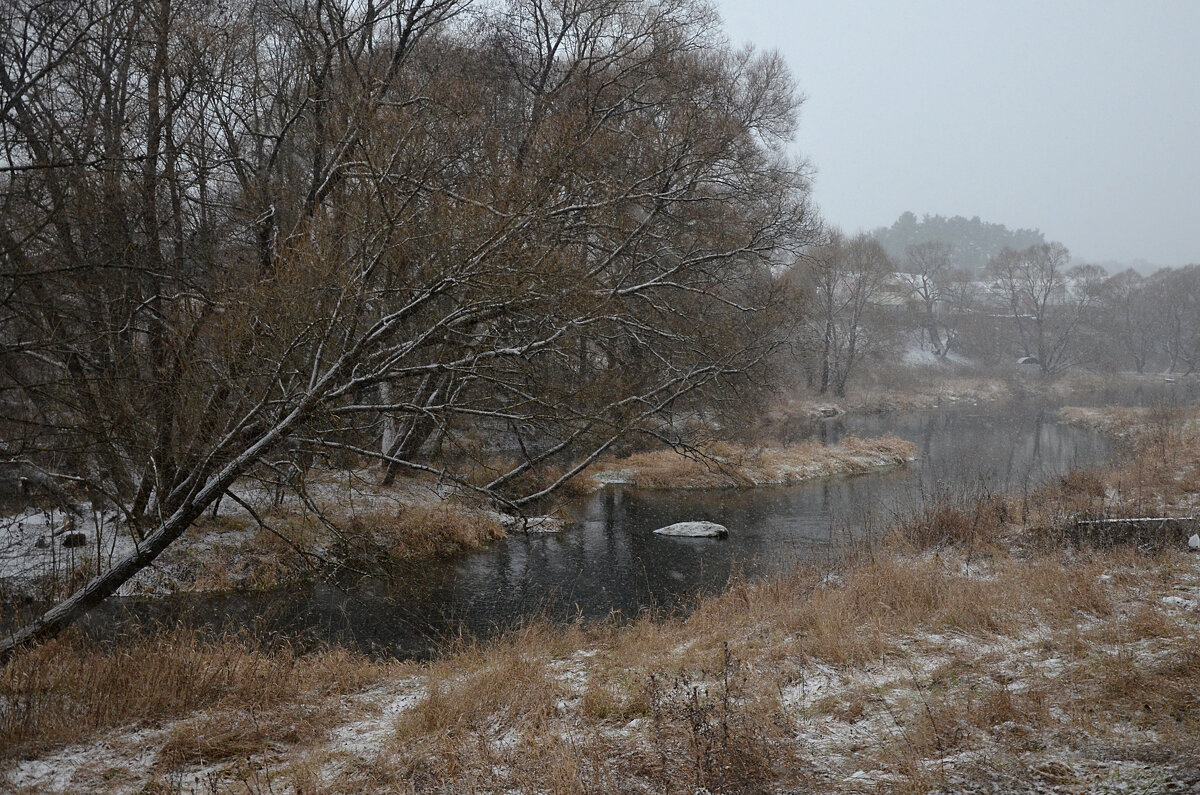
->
83 379 1199 658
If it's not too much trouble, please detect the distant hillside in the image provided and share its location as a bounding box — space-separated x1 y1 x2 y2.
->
872 212 1047 273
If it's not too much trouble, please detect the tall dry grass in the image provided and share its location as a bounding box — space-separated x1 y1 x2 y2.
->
346 503 506 561
178 502 507 592
344 536 1169 792
0 628 393 764
6 513 1197 791
1026 404 1200 551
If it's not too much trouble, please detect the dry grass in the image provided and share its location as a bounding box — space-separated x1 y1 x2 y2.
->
386 631 572 790
346 502 507 561
458 452 598 502
0 628 393 764
864 596 1200 789
6 534 1199 791
597 435 915 490
765 371 1118 426
169 501 507 593
5 403 1200 792
1035 403 1200 550
890 490 1012 551
397 628 568 738
8 478 515 601
183 518 317 592
1058 403 1191 443
326 539 1191 793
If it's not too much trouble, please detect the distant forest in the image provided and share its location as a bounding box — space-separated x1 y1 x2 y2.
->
872 212 1047 273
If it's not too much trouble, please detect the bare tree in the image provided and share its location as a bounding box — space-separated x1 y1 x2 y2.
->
793 232 892 397
1150 265 1200 375
1099 269 1159 374
902 241 956 357
984 243 1104 375
0 0 818 657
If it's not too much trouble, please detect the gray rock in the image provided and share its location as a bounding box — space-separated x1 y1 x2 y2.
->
653 521 728 538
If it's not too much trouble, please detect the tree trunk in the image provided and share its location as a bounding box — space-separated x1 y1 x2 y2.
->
0 380 322 660
0 497 206 663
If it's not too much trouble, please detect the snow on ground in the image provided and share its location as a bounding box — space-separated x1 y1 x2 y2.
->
0 506 136 587
320 680 426 776
0 498 265 598
589 468 636 485
5 546 1200 792
4 727 166 793
900 343 971 368
0 470 526 597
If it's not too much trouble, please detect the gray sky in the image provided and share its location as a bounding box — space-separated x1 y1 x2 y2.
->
717 0 1200 267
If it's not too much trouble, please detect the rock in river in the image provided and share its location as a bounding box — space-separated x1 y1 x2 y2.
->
653 521 728 538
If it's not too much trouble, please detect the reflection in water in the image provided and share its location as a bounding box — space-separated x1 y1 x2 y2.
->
85 382 1198 658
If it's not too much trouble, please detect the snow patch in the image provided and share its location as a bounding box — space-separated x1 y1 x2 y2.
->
1160 595 1197 611
653 521 728 538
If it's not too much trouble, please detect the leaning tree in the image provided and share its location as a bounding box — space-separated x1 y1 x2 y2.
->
0 0 818 657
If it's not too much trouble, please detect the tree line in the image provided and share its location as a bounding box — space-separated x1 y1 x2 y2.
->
0 0 817 656
872 211 1047 274
786 235 1200 394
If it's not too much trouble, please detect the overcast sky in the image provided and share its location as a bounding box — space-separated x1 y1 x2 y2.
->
716 0 1200 267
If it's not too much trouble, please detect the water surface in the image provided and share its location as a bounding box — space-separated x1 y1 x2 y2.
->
86 380 1199 657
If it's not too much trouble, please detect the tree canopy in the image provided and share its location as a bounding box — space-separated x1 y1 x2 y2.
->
0 0 818 656
873 212 1046 274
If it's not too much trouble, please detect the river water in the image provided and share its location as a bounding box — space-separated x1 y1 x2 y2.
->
85 380 1199 658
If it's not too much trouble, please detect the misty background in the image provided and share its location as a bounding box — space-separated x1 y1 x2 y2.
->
717 0 1200 270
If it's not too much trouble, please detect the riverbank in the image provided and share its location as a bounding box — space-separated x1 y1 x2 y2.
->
2 368 1154 604
0 432 917 603
1060 403 1200 444
0 473 511 601
767 369 1145 424
589 435 915 489
4 402 1198 792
